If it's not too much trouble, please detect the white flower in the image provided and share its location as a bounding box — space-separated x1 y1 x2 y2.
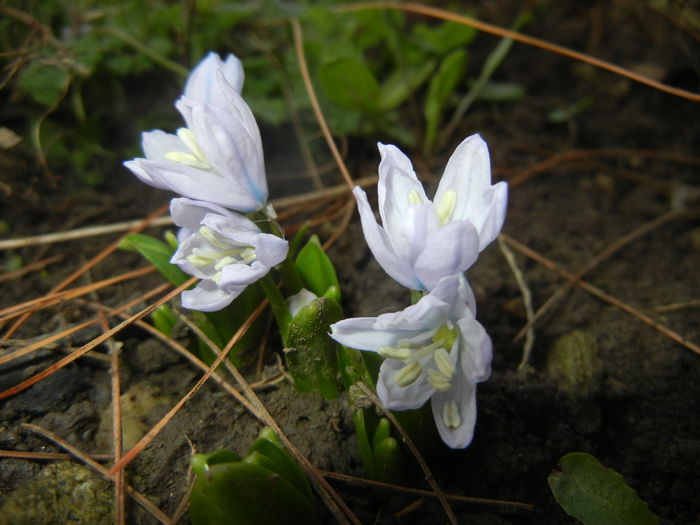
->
329 274 491 449
170 198 288 311
125 69 268 213
353 134 507 291
183 51 244 106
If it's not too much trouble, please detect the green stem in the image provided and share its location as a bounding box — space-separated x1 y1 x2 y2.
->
259 274 292 345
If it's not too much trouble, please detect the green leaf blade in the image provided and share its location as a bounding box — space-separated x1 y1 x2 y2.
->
318 57 379 112
120 233 188 286
548 453 659 525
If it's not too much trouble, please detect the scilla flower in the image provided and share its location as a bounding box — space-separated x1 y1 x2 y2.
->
330 274 491 449
184 51 244 106
170 198 288 311
125 60 268 213
353 134 507 291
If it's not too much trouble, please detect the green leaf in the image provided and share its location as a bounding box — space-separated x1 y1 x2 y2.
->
192 282 267 367
352 409 377 479
337 344 374 392
120 233 188 286
376 60 436 112
548 453 659 525
151 304 177 338
423 48 468 153
373 436 405 484
284 297 343 399
371 418 391 450
318 57 379 112
189 461 319 525
247 433 314 504
476 80 525 102
191 450 242 477
412 20 477 54
295 235 340 300
17 62 71 107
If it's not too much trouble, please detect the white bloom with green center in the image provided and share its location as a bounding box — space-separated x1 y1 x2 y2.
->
124 56 268 213
353 134 508 291
170 198 288 312
329 274 492 449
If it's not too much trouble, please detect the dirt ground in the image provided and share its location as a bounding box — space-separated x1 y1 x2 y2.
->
1 2 699 524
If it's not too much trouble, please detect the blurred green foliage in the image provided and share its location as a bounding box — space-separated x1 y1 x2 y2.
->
1 0 525 186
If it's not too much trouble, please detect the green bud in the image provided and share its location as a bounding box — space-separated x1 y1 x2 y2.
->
284 297 343 399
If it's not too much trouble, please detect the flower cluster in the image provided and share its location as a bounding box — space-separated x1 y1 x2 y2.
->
125 52 287 311
331 136 507 448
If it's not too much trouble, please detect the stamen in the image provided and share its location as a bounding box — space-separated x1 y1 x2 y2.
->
428 369 451 391
442 401 461 428
199 226 227 248
378 346 412 361
164 128 212 170
240 248 257 264
434 348 455 378
177 128 206 162
405 340 442 364
187 254 213 267
436 189 457 225
407 189 423 204
394 362 422 387
214 256 237 270
164 151 205 168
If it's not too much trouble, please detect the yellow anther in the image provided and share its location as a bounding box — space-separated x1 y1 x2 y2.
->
436 189 457 225
428 369 451 392
164 128 211 170
434 348 455 378
165 151 203 168
407 189 423 204
198 226 227 248
442 401 461 428
394 362 423 387
378 346 412 361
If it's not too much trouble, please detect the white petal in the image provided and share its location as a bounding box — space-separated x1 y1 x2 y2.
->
413 220 480 290
201 209 260 236
430 273 477 318
329 318 405 352
376 358 433 410
185 100 267 210
473 181 508 251
170 198 233 231
430 369 478 449
353 186 417 289
388 203 435 273
170 234 215 279
141 159 260 211
434 134 507 251
252 234 289 268
218 260 268 287
123 159 160 188
373 293 449 334
181 280 241 311
457 316 492 382
183 52 244 107
142 130 186 161
434 134 491 219
376 143 427 237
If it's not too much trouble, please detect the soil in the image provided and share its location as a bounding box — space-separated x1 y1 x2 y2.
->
1 2 699 524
